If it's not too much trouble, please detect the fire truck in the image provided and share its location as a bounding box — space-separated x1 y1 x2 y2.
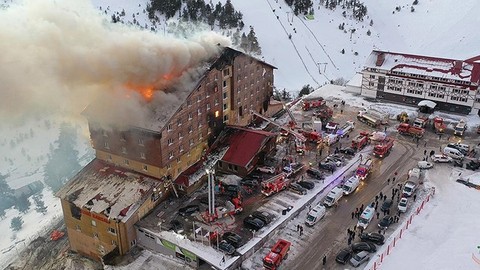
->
313 107 333 123
433 117 446 134
325 122 339 134
356 158 373 180
261 173 292 196
397 123 425 138
373 137 394 158
302 97 325 111
351 132 370 150
357 111 381 128
413 116 429 128
263 239 292 270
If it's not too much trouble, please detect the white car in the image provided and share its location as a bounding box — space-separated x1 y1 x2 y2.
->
370 131 386 142
417 161 434 169
257 166 275 174
432 154 453 163
398 197 408 213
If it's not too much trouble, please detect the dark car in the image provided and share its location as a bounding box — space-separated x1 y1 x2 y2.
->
217 240 235 255
248 174 263 180
169 220 183 232
378 215 393 230
351 241 377 253
319 162 336 172
289 183 307 195
222 232 243 248
220 184 240 197
359 232 385 245
467 161 480 171
251 211 274 225
298 180 315 190
339 147 356 156
326 154 345 166
335 248 352 264
243 216 265 231
453 160 463 168
306 168 324 180
178 204 200 216
380 199 393 212
240 179 259 187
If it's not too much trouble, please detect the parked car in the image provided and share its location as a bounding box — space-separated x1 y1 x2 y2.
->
222 232 243 248
398 197 408 213
178 204 200 216
306 168 324 179
240 178 259 187
257 166 276 174
380 199 393 212
432 154 453 163
335 248 352 264
453 160 463 168
217 240 236 255
417 161 434 169
350 251 370 267
351 242 377 253
243 216 265 231
339 147 356 156
466 160 480 171
326 154 345 167
319 162 336 172
169 220 183 232
289 183 307 195
298 180 315 190
251 211 274 225
359 232 385 245
378 215 393 230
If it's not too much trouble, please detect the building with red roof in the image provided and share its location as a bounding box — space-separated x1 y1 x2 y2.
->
360 50 480 114
216 126 277 177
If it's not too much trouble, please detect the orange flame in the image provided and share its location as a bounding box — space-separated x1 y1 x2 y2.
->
125 83 155 101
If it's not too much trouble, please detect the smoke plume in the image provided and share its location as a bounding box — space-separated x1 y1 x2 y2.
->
0 0 231 125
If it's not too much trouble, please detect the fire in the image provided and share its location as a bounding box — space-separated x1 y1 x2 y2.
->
125 83 155 101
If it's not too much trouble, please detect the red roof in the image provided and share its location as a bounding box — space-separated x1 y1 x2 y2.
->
221 128 275 167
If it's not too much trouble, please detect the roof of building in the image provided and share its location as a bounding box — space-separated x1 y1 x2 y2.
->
56 159 162 222
347 73 363 87
364 50 480 84
221 127 276 167
83 47 276 133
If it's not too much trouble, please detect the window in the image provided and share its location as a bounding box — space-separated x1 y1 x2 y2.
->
167 138 173 145
124 159 129 165
177 119 182 126
223 115 229 122
104 142 109 149
206 103 211 110
169 152 174 159
179 145 184 152
197 108 202 115
215 99 219 105
91 220 96 227
102 130 108 137
138 138 144 146
143 165 148 171
140 152 146 159
122 147 127 154
176 157 181 163
75 225 81 231
108 227 116 235
223 92 228 99
223 80 227 88
112 240 117 246
187 100 192 106
223 68 230 76
167 124 172 132
188 126 193 133
178 132 183 139
197 95 201 102
93 232 98 239
188 113 193 120
223 103 228 110
369 82 374 86
167 164 171 169
370 75 376 79
189 139 194 146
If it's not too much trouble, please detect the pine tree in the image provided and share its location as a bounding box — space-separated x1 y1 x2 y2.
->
247 27 262 55
15 194 31 214
0 174 15 214
240 33 249 52
11 216 23 232
33 193 47 215
298 85 313 97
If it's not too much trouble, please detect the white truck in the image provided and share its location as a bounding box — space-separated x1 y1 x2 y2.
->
324 187 343 207
312 120 323 133
403 168 422 197
305 204 326 227
356 206 375 229
336 121 355 138
359 108 389 125
453 119 467 137
323 133 340 146
342 176 360 195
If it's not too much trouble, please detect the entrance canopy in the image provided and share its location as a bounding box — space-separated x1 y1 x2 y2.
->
418 100 437 109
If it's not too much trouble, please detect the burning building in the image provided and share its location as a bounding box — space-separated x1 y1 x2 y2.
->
56 47 276 261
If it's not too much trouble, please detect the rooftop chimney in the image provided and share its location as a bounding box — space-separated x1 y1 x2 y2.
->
376 53 385 66
452 60 463 74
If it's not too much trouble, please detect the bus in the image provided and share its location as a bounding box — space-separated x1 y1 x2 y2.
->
356 206 375 229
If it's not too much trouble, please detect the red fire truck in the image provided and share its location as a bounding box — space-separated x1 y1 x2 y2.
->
263 239 292 270
373 137 394 158
356 158 373 180
261 173 292 197
351 132 370 150
433 117 446 134
302 97 325 111
397 123 425 138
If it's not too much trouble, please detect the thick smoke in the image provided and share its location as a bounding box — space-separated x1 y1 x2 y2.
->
0 0 231 124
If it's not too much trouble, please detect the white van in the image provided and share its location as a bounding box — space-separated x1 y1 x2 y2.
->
324 187 343 207
342 176 360 195
402 181 417 197
305 204 326 227
356 206 375 229
443 146 464 160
